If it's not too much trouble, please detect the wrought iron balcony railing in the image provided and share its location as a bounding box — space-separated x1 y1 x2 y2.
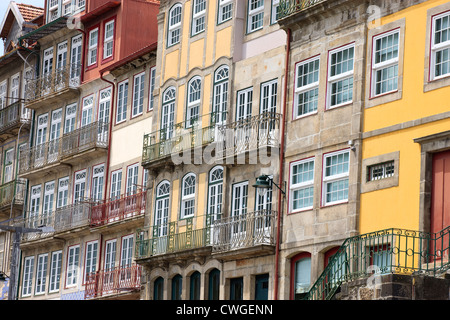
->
16 202 91 242
142 111 226 166
90 191 146 227
25 64 81 104
303 227 450 300
0 101 31 136
85 264 142 299
0 179 26 209
277 0 324 20
215 112 281 161
18 121 108 176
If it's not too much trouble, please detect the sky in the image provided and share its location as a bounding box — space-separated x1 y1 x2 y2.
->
0 0 45 55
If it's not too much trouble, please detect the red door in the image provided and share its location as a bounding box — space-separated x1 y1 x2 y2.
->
430 150 450 260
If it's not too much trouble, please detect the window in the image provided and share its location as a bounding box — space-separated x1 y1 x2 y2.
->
213 65 229 124
168 3 182 46
208 166 223 224
154 277 164 300
208 268 220 300
29 185 41 228
56 41 67 71
271 0 280 24
22 256 35 297
104 239 117 273
43 181 55 225
256 175 273 212
49 250 62 293
192 0 206 36
64 103 77 134
3 148 14 184
181 173 196 219
291 253 311 300
73 169 87 203
42 48 53 78
120 235 133 269
294 57 320 118
35 253 48 295
372 30 399 96
0 234 4 272
9 73 20 105
323 150 350 205
236 88 252 120
132 72 145 118
70 34 82 83
186 76 202 127
0 81 6 109
172 274 182 300
88 28 99 67
110 169 122 200
232 181 248 219
103 19 115 60
98 88 112 124
190 271 201 300
92 164 105 202
367 161 394 181
48 0 59 22
149 66 156 111
50 108 62 142
84 241 98 283
247 0 264 33
431 12 450 80
155 181 170 237
126 164 139 196
117 80 129 123
327 44 354 108
218 0 232 24
260 79 277 114
161 87 176 140
290 158 314 212
81 95 94 126
66 245 80 287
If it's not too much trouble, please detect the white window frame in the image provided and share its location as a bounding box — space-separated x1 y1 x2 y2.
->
294 56 320 119
431 11 450 80
322 150 350 206
50 108 62 141
327 44 355 109
48 0 59 22
117 80 129 123
148 66 156 111
91 164 105 202
371 29 400 97
155 181 170 237
232 181 248 218
3 148 14 184
0 80 7 109
192 0 206 36
56 40 68 71
66 245 80 287
49 250 62 293
88 28 99 67
120 235 134 268
43 181 55 225
168 3 182 47
110 169 122 200
42 47 54 76
181 173 196 219
35 253 48 295
103 19 115 60
73 169 87 203
126 164 139 196
260 79 278 114
271 0 280 24
70 34 82 83
29 185 41 228
218 0 232 24
132 72 145 118
105 239 117 272
236 87 252 120
208 166 223 220
84 240 98 283
247 0 264 33
161 87 176 140
64 103 77 134
81 95 94 127
57 176 69 209
290 158 315 213
98 87 112 124
9 72 20 105
213 65 229 124
22 256 35 297
186 76 202 127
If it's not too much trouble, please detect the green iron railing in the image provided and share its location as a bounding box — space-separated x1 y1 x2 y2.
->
277 0 325 20
303 227 450 300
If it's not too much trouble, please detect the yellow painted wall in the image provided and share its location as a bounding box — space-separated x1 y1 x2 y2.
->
360 0 450 235
215 27 232 59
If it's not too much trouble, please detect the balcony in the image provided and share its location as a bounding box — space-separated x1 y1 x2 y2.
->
85 264 142 300
0 179 26 216
25 64 81 110
142 112 226 169
90 191 146 228
215 112 281 165
0 101 31 141
17 202 91 244
277 0 325 20
211 210 277 260
18 121 108 179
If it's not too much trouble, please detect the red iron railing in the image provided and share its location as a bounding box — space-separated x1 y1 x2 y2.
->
90 191 146 227
85 264 142 299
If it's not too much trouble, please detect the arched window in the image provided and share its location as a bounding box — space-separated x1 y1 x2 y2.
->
208 268 220 300
161 87 176 140
190 271 201 300
155 181 170 237
213 65 229 124
168 3 182 46
192 0 206 36
172 274 182 300
186 76 202 128
181 173 196 218
208 166 223 221
154 277 164 300
290 252 311 300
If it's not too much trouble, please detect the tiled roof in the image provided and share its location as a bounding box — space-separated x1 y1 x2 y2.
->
16 3 44 22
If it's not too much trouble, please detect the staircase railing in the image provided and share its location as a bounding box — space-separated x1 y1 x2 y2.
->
304 227 450 300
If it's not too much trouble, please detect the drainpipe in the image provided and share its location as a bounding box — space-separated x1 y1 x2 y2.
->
274 27 290 301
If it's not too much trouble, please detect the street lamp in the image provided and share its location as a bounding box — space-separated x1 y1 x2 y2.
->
252 175 286 197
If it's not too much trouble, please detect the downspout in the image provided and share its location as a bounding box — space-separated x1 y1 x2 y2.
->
274 27 290 301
